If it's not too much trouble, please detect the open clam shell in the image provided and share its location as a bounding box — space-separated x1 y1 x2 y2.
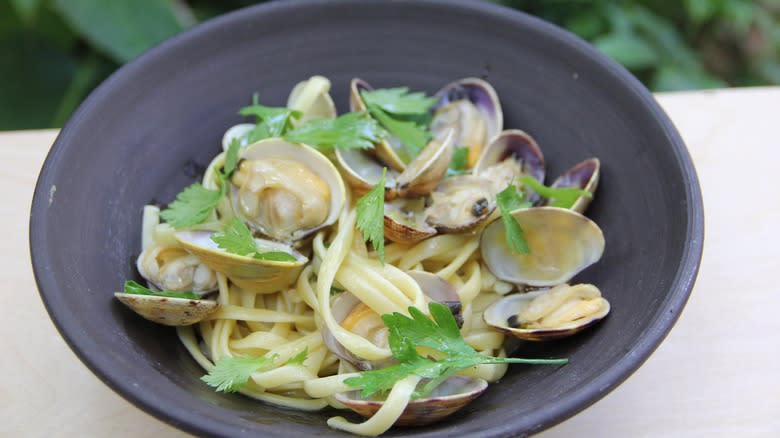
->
473 129 546 200
322 292 392 371
384 197 437 244
230 138 346 243
480 207 604 287
136 243 218 296
221 123 255 150
406 271 462 326
432 77 503 167
114 293 218 326
175 230 307 293
546 158 600 214
334 376 487 426
483 284 610 341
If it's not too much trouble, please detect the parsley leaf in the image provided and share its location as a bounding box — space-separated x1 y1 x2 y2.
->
201 354 278 392
123 280 200 300
496 184 532 254
519 175 592 209
344 302 568 399
283 112 384 150
360 87 437 116
365 103 430 159
223 138 241 178
239 94 301 142
446 146 469 176
160 183 223 229
211 218 297 262
285 347 309 366
355 167 387 264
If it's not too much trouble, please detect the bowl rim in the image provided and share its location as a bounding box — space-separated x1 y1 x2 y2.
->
29 0 704 436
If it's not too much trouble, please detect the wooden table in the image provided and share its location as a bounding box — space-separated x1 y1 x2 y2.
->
3 87 778 436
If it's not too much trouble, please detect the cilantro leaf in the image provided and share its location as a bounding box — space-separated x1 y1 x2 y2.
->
201 354 277 392
212 217 257 256
160 183 223 229
496 184 532 254
344 302 568 399
283 112 384 150
239 94 301 142
360 87 437 116
446 146 469 176
519 175 592 209
212 218 297 262
364 99 431 159
223 138 241 178
284 347 309 366
355 167 387 264
122 280 199 300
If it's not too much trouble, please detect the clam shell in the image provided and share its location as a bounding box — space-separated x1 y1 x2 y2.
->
480 207 604 287
432 77 503 167
114 293 218 326
394 129 454 198
335 147 397 199
473 129 546 201
334 376 487 426
546 158 600 213
483 285 610 341
221 123 255 151
175 230 307 293
425 175 496 233
231 138 346 242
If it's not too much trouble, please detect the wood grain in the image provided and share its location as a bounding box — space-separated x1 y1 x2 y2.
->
3 88 779 436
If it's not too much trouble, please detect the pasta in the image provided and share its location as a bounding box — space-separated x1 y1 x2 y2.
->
117 75 610 436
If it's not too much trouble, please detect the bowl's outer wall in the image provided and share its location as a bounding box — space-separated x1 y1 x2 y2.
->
30 1 703 437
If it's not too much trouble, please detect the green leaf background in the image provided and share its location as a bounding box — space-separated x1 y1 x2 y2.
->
3 0 780 130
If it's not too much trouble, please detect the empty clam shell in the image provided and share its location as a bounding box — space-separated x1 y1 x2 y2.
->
480 207 604 287
114 293 218 326
546 158 600 213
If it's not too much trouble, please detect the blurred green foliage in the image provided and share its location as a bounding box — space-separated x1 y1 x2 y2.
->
2 0 779 129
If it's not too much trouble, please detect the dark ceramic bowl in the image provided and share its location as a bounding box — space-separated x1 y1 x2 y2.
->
30 1 703 436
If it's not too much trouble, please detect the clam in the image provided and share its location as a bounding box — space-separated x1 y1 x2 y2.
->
425 175 496 233
114 293 218 326
480 207 604 287
335 123 454 201
472 129 545 201
175 230 307 293
287 75 337 124
431 77 503 168
483 283 609 340
545 158 600 214
324 273 462 369
383 197 436 244
221 123 255 150
136 242 218 296
334 376 487 426
230 138 346 243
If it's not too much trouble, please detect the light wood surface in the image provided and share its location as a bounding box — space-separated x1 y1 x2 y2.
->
3 87 778 437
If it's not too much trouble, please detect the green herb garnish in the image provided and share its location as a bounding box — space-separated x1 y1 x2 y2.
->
355 167 387 264
201 354 278 392
446 146 469 176
359 87 437 116
519 175 592 209
122 280 199 300
159 182 223 229
283 112 384 150
344 302 567 399
222 138 241 178
496 184 532 254
239 94 301 142
284 347 309 366
211 217 297 262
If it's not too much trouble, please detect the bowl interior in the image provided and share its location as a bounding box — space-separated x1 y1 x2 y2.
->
30 1 702 437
